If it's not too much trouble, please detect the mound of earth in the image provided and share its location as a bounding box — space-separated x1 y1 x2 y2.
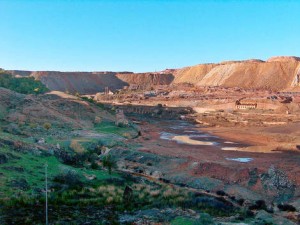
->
0 88 115 129
8 70 174 94
7 55 300 94
174 56 300 91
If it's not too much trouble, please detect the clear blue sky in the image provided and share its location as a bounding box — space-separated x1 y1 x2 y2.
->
1 0 299 72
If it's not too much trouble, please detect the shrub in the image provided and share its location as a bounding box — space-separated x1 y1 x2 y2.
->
196 213 214 225
29 123 38 129
53 167 82 188
102 154 116 175
277 203 296 212
0 72 48 94
70 140 86 154
43 122 51 130
237 198 245 206
216 190 226 196
91 161 99 169
248 200 267 210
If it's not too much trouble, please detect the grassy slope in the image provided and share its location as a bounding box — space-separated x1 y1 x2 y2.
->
0 85 246 223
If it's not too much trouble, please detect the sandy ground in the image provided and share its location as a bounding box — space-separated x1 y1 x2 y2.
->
202 122 300 153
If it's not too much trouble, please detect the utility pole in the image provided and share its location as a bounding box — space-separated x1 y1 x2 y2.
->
45 163 48 225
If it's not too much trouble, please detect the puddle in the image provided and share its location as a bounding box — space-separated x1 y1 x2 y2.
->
160 132 215 145
224 141 236 144
226 158 253 163
160 132 175 140
172 135 215 146
159 121 246 149
221 147 241 151
170 125 190 130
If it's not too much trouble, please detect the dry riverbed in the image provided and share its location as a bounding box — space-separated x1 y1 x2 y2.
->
125 117 300 205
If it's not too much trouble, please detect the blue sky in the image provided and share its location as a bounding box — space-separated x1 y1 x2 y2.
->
0 0 299 72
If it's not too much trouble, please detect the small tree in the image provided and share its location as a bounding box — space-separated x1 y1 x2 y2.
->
102 155 116 175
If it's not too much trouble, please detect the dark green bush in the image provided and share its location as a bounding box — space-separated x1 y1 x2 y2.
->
277 203 296 212
248 200 267 210
53 167 82 188
0 72 48 94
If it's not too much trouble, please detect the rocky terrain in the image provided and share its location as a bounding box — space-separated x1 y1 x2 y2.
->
1 57 300 224
9 70 174 94
174 56 300 91
8 56 300 94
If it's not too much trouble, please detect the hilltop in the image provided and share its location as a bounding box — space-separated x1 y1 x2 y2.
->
6 56 300 94
173 56 300 91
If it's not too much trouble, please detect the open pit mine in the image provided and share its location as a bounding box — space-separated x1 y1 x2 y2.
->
1 56 300 224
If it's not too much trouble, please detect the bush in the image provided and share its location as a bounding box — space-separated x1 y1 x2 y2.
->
216 190 226 196
237 198 245 206
54 147 88 166
277 203 296 212
91 161 99 169
102 154 116 175
196 213 214 225
248 200 267 210
0 72 48 94
43 122 51 130
53 167 82 188
29 123 38 129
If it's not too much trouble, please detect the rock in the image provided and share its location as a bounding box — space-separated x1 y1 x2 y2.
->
101 146 110 155
151 170 162 179
94 116 102 124
37 138 45 144
186 209 197 216
84 174 96 180
260 165 295 201
116 161 126 169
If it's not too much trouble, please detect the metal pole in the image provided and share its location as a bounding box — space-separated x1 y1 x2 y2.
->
45 163 48 225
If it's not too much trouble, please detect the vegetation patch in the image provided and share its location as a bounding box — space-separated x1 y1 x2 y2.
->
0 71 48 94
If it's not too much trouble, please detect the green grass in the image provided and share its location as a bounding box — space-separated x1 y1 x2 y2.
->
0 130 33 144
171 217 196 225
171 214 214 225
94 121 137 137
0 145 119 198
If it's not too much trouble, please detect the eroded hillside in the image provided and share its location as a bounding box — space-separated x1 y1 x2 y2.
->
9 70 174 94
174 56 300 91
8 56 300 93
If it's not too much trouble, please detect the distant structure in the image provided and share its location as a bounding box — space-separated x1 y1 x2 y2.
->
104 87 109 95
104 87 114 96
235 100 257 109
